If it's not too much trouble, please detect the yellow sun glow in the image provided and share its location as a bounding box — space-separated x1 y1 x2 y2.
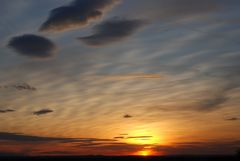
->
125 128 165 145
138 150 152 156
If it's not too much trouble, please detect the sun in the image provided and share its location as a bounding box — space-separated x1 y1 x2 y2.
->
137 150 152 156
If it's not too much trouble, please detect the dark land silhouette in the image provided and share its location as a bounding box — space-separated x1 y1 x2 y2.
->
0 155 239 161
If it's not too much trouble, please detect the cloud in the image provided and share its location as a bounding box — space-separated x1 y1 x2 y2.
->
114 135 153 140
123 114 132 118
128 0 222 21
39 151 76 155
225 117 239 121
199 95 228 111
40 0 119 32
113 136 124 139
8 34 57 59
126 136 153 139
100 73 163 80
0 109 15 113
0 83 36 91
33 109 54 116
156 0 220 18
1 132 239 155
78 18 146 46
0 132 80 143
0 132 115 144
12 83 37 91
154 140 240 155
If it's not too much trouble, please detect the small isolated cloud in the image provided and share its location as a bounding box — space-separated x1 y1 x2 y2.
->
33 109 53 116
12 83 37 91
123 114 133 118
0 83 36 91
113 136 124 139
0 109 15 113
8 34 57 59
127 136 153 139
225 117 239 121
78 18 146 46
40 0 119 32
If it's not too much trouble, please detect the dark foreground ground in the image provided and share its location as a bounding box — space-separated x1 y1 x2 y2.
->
0 155 239 161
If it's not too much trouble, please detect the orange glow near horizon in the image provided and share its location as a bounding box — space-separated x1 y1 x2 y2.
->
124 128 166 145
137 149 152 156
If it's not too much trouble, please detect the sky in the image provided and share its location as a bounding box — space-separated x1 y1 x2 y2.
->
0 0 240 156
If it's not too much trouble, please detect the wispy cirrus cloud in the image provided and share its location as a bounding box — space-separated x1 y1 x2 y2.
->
101 73 163 81
78 18 146 46
40 0 120 32
198 95 228 111
126 0 222 21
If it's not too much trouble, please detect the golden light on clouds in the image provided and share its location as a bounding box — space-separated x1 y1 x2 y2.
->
124 128 165 145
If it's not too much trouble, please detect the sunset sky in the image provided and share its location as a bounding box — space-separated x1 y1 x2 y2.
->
0 0 240 156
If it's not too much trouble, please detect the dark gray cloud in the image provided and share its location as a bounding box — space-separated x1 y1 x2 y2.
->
126 136 152 139
113 136 124 139
0 109 15 113
123 114 133 118
0 132 115 144
8 34 57 59
40 0 119 32
0 132 80 143
225 117 239 121
74 140 240 155
84 142 141 151
0 83 36 91
12 83 37 91
154 140 240 155
114 135 152 140
39 151 76 155
78 18 146 46
33 109 54 116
